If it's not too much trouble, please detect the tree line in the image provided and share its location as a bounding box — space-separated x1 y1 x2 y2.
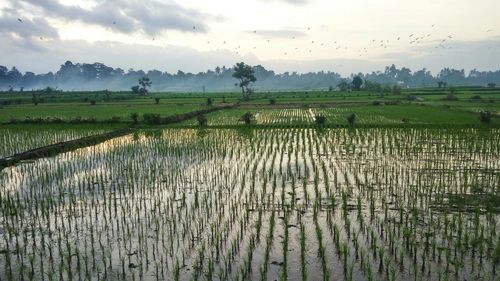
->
0 61 498 92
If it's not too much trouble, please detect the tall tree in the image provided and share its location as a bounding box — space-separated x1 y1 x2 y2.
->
138 77 152 95
352 76 363 90
232 62 256 97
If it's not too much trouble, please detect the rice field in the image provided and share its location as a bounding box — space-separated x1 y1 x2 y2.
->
0 127 499 281
0 127 112 157
176 106 493 127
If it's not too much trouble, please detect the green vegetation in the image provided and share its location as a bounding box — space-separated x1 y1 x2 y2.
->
0 127 498 280
1 86 497 125
0 85 499 280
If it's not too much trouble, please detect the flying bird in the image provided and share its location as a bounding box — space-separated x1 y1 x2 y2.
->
17 18 22 23
486 29 493 32
113 21 116 25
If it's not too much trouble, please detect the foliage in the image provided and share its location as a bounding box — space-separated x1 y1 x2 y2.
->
232 62 256 97
132 77 152 96
240 112 254 125
130 112 139 124
480 111 492 123
143 113 162 124
315 115 327 125
347 113 356 126
352 76 363 90
337 79 350 91
197 114 208 126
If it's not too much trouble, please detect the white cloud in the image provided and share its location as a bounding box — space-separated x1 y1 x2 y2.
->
0 0 499 75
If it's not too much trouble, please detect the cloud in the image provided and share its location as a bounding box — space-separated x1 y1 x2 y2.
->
245 29 307 39
0 16 59 52
0 17 59 39
0 36 259 75
264 0 310 5
4 0 212 36
281 0 309 4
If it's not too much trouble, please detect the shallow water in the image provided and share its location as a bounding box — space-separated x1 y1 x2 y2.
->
0 128 499 281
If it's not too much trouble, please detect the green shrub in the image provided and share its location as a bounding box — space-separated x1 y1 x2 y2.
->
480 111 492 124
143 113 162 125
315 115 327 125
347 113 356 126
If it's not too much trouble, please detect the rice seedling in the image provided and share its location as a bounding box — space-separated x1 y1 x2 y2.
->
0 126 498 280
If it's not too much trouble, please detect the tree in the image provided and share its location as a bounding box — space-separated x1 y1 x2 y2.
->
32 93 38 106
337 79 350 91
134 77 151 95
232 62 256 98
207 97 213 106
352 76 363 90
131 85 140 95
437 81 443 88
269 97 276 105
154 97 160 104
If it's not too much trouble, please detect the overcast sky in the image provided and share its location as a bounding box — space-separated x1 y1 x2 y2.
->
0 0 499 75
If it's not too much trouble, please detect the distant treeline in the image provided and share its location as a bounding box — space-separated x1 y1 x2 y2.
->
0 61 499 92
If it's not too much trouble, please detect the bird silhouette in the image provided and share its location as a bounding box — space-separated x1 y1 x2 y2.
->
17 18 22 23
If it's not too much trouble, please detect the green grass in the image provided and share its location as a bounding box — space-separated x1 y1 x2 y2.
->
0 87 498 125
0 102 205 122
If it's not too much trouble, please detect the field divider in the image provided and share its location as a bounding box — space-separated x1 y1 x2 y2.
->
0 104 236 170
